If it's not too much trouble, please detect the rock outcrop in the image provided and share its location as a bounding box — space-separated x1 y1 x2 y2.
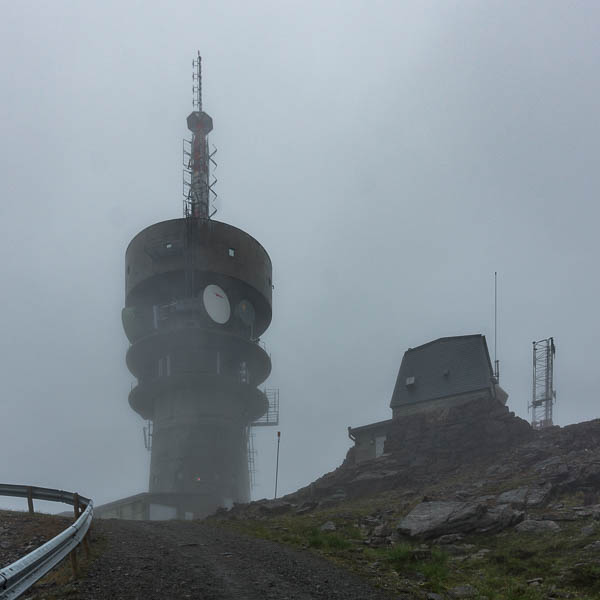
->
397 500 523 539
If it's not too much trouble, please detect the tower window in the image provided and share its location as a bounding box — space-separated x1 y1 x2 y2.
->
228 248 235 257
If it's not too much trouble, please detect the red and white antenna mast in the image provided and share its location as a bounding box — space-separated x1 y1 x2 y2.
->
183 52 217 219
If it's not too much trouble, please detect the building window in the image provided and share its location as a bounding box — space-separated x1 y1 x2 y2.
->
228 248 235 257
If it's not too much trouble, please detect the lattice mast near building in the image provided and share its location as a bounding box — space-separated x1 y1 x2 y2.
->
122 53 277 518
530 337 556 429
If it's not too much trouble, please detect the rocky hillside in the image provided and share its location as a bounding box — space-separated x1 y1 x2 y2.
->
213 397 600 599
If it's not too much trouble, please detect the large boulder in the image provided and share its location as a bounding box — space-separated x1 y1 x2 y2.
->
397 501 483 538
515 519 560 533
496 484 552 508
397 500 523 539
477 503 524 532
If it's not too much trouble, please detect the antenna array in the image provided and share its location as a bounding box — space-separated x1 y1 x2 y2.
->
530 337 556 429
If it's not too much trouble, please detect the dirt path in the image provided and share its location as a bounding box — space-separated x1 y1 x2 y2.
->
38 519 398 600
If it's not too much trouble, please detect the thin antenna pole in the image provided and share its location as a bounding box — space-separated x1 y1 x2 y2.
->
494 271 499 381
494 271 497 367
274 431 281 499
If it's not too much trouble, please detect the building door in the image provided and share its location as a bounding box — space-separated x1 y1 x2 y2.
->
375 436 386 458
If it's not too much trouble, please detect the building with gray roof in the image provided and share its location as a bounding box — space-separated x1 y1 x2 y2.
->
390 334 507 418
348 334 508 463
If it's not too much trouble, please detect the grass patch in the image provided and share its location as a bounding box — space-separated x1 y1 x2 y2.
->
562 561 600 594
307 529 352 549
420 547 449 590
458 521 600 600
385 544 449 591
386 543 413 567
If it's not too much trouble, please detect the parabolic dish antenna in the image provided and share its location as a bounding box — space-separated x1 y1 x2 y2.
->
203 284 231 324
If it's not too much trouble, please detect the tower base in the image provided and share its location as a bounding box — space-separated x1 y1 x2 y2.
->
93 491 223 521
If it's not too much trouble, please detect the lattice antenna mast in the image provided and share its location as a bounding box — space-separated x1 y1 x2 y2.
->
530 337 556 429
193 53 202 112
183 51 217 219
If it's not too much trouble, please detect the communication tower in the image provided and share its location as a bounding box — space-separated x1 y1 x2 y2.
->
121 53 278 518
530 337 556 429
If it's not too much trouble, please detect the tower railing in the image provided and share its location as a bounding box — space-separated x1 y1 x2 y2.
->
252 388 279 427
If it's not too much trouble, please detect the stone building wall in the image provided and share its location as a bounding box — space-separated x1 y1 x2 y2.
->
385 395 532 471
391 389 493 419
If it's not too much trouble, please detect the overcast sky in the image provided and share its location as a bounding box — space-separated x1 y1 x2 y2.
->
1 1 599 511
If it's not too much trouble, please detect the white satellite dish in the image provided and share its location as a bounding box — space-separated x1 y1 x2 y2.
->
203 284 231 324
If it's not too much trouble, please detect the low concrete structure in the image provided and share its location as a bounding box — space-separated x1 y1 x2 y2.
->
93 492 206 520
348 334 508 463
347 419 392 463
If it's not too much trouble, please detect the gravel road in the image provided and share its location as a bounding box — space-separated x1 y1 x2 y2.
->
55 519 398 600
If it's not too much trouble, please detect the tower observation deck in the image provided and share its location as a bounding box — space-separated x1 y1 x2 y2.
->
121 54 274 518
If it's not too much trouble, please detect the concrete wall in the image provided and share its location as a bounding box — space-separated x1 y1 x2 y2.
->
125 219 272 336
353 426 390 463
94 497 149 520
391 389 495 419
149 385 251 514
94 492 218 521
351 387 509 464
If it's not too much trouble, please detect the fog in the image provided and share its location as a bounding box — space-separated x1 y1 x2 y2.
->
1 1 599 511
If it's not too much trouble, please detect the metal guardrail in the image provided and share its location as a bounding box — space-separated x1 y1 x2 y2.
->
0 484 93 600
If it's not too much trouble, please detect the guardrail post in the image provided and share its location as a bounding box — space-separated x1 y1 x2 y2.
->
82 534 91 559
70 548 78 578
27 487 34 514
74 493 91 559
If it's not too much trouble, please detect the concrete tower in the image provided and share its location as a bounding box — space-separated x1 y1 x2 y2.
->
121 54 273 518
